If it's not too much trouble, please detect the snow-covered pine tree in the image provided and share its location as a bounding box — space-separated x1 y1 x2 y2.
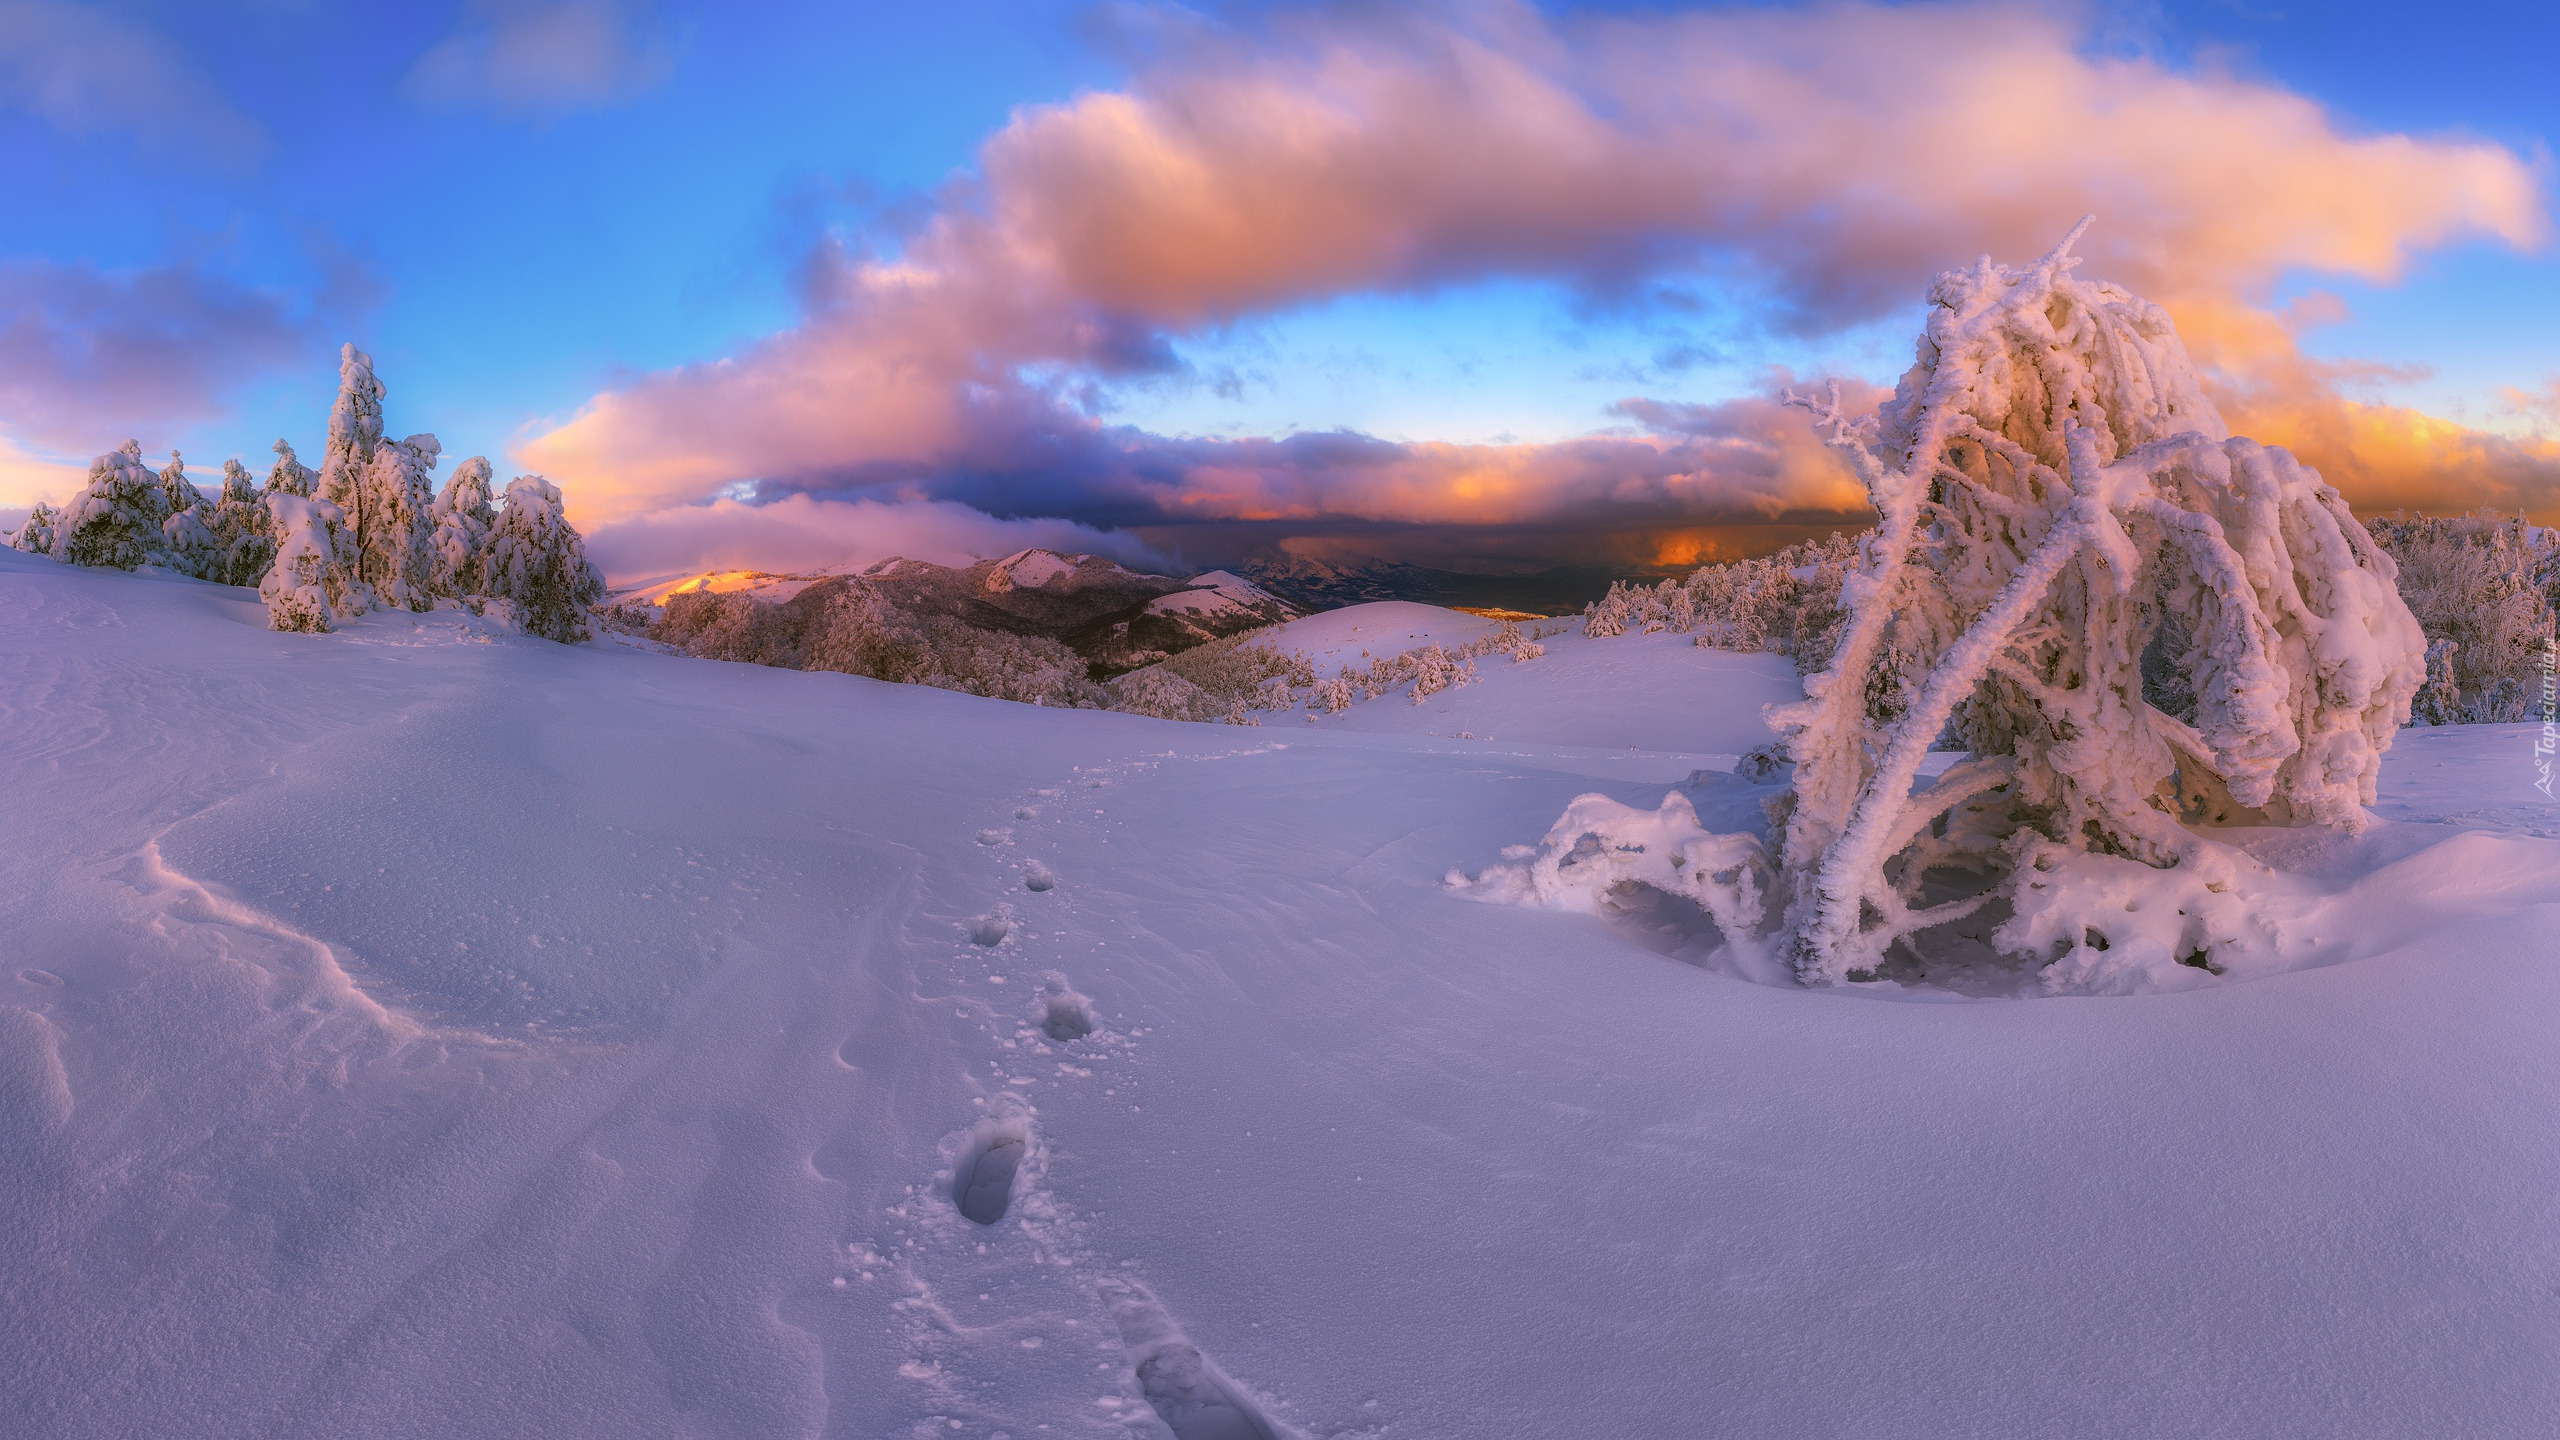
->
266 438 316 497
157 450 201 516
428 455 497 598
483 474 604 642
208 459 275 586
316 344 385 575
7 501 59 556
56 441 168 570
157 451 221 580
359 432 442 611
259 493 360 632
1494 222 2427 994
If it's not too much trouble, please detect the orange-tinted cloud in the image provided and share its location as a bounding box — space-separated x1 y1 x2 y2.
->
2161 294 2560 519
519 0 2546 548
2213 368 2560 520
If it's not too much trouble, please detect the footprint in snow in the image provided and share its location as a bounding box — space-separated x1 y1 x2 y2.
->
950 1116 1032 1225
1035 972 1095 1041
17 969 63 987
1021 861 1056 893
1105 1281 1291 1440
968 910 1012 947
1140 1346 1282 1440
976 828 1012 847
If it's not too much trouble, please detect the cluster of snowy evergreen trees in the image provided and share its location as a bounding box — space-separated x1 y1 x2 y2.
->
7 345 604 643
1581 532 1861 671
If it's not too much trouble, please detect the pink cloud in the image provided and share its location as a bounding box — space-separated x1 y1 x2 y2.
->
519 0 2546 538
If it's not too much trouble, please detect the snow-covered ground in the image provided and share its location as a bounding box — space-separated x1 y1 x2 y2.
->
6 550 2558 1439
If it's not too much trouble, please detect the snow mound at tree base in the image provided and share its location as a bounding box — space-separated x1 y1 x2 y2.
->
1465 786 2560 998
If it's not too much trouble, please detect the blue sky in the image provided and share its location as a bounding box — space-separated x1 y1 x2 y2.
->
1 1 1113 466
5 1 2558 570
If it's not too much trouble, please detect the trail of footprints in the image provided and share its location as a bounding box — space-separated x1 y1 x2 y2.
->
868 759 1297 1438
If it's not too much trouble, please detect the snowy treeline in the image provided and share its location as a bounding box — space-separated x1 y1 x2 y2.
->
1112 631 1317 722
1489 223 2428 994
1304 623 1554 713
1113 619 1553 720
1580 533 1860 670
2363 511 2560 724
1116 619 1557 722
6 345 604 643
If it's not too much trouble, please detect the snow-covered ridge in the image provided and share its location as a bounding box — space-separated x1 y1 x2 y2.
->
984 547 1079 592
613 566 857 607
1141 570 1285 620
626 548 1303 682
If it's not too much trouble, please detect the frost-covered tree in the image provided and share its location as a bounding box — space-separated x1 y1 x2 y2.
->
483 474 604 642
1491 223 2426 994
316 344 385 563
661 586 805 664
359 432 442 611
157 450 202 516
56 441 168 570
266 438 316 497
428 455 498 598
157 451 222 580
259 494 360 632
206 459 275 586
2411 638 2465 726
8 500 60 556
2366 511 2558 723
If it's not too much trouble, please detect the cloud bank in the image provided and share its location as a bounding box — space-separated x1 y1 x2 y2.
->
581 494 1168 587
517 0 2550 560
0 257 351 456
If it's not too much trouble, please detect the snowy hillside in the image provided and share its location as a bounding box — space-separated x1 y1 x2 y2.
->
1140 571 1286 623
619 549 1300 678
6 547 2559 1438
612 566 859 607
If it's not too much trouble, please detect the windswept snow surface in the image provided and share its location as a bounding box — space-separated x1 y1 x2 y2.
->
5 547 2559 1439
